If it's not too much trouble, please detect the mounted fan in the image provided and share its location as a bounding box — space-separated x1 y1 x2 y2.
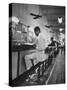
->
45 25 53 28
30 6 43 19
30 6 50 20
30 13 42 19
18 21 30 28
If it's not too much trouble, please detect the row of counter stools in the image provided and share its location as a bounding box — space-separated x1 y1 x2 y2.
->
36 55 53 82
12 48 59 86
26 49 59 83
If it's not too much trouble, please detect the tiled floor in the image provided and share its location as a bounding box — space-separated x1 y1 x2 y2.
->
12 50 65 86
47 51 65 84
22 50 65 86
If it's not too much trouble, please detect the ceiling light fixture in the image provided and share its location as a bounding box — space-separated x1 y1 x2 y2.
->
58 17 62 24
59 28 63 32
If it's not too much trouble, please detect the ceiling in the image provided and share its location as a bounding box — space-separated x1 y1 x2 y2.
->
40 5 65 34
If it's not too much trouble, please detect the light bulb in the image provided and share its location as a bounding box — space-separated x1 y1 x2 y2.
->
59 28 63 31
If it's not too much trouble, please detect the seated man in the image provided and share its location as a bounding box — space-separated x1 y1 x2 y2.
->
24 26 47 70
48 37 59 59
48 37 57 47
